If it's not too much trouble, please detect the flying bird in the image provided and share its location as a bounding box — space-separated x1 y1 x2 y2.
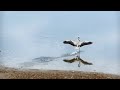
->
63 37 93 48
63 37 93 67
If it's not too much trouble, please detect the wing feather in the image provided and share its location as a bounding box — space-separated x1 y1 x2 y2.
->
80 41 93 47
63 40 76 46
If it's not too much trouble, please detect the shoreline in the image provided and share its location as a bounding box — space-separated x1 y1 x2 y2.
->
0 65 120 79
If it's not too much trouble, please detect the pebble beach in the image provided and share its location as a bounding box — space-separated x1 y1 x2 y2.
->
0 66 120 79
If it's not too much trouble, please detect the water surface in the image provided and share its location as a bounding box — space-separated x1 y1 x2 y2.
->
0 11 119 75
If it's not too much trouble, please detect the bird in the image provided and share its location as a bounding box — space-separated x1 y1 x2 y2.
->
63 37 93 55
63 37 93 48
63 37 93 67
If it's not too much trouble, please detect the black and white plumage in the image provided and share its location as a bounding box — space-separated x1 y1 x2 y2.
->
63 37 93 47
63 37 93 58
63 37 93 67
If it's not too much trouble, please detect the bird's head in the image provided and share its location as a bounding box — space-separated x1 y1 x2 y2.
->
78 37 80 41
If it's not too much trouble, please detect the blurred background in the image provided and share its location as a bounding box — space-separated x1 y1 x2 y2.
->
0 11 119 75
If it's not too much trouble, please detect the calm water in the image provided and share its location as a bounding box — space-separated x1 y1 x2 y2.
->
0 11 119 75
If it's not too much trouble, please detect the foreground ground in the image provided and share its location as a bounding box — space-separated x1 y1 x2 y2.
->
0 66 120 79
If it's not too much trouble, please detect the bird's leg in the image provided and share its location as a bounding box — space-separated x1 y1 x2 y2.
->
77 47 80 58
77 55 81 67
79 47 80 58
78 60 81 67
78 47 81 67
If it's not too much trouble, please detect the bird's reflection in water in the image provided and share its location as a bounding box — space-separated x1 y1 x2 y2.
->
63 56 93 67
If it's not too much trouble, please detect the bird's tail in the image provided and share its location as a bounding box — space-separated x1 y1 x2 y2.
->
75 46 79 50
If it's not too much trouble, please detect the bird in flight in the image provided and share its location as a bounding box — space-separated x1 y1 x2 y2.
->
63 37 93 55
63 37 93 48
63 37 93 67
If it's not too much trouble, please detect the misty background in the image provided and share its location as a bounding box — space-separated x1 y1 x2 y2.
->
0 11 119 75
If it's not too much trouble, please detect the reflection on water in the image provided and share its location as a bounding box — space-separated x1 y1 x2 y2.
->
63 55 93 67
33 56 56 63
19 51 93 70
0 11 119 75
20 56 57 68
0 51 120 75
20 52 81 68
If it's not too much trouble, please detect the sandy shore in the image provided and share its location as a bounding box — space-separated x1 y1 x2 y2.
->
0 66 120 79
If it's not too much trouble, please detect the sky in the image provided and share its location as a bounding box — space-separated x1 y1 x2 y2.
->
0 11 119 63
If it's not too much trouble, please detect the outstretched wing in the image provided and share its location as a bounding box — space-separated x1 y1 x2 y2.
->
63 58 79 63
78 57 93 65
80 41 93 47
63 40 76 46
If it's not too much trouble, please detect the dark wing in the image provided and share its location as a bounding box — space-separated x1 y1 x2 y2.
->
63 40 76 46
63 58 79 63
78 57 93 65
80 41 93 47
